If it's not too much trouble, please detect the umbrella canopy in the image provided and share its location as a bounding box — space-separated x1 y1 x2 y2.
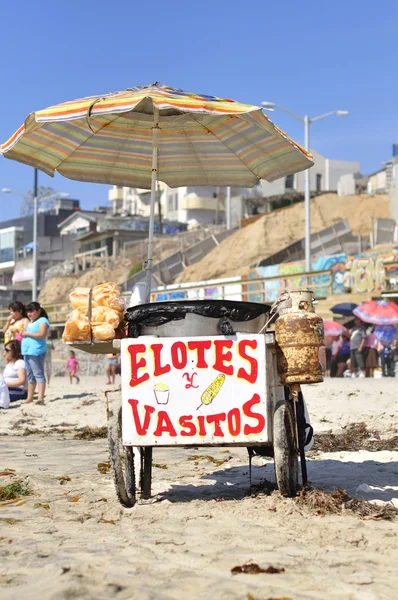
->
1 82 313 298
323 320 348 336
330 302 358 317
0 83 312 188
374 324 398 345
353 300 398 325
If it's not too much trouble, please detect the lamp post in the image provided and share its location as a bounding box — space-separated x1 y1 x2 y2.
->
2 172 69 300
261 102 348 272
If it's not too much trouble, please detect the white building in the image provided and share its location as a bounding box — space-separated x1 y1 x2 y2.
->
108 184 247 228
259 150 360 197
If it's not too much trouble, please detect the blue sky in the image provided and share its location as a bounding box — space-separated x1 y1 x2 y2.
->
1 0 397 220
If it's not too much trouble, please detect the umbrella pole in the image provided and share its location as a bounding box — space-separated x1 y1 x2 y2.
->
145 107 160 303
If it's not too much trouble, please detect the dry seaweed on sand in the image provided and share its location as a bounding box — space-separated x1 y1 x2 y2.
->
73 426 107 440
187 454 231 466
311 422 398 453
296 486 398 520
231 563 285 575
0 480 30 501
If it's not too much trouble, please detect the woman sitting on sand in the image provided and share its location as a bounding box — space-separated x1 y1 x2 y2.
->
3 340 28 401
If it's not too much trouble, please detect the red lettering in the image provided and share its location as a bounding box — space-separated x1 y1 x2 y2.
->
206 412 226 437
171 341 187 369
242 394 265 435
187 340 211 368
128 344 149 387
151 343 171 377
213 339 234 375
153 411 177 437
179 415 197 436
227 408 241 436
128 400 155 435
197 415 207 436
237 339 258 384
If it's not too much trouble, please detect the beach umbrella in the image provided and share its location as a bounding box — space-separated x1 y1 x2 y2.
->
353 300 398 325
330 302 358 317
0 83 313 300
374 324 398 345
323 320 348 336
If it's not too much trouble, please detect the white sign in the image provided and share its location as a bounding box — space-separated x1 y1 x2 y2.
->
121 334 268 446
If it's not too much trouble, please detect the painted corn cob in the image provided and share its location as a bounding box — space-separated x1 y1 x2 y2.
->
197 374 226 410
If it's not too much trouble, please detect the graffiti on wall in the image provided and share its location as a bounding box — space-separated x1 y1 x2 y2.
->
345 251 398 294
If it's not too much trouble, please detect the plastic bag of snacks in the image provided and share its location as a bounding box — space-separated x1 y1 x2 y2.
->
62 282 125 343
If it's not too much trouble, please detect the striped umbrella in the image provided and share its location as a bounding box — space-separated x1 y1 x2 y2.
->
353 300 398 325
323 320 348 336
0 82 313 297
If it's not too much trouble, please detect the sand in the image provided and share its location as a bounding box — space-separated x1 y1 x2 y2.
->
1 376 397 600
176 193 391 283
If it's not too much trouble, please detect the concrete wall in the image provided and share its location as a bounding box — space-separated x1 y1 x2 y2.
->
337 173 356 196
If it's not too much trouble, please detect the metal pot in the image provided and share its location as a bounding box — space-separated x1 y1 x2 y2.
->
126 300 270 338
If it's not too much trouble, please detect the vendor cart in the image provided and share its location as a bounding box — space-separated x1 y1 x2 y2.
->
2 83 319 508
91 291 323 508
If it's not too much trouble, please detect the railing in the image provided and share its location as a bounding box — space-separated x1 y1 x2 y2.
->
0 302 71 330
74 246 109 271
150 270 333 304
0 269 331 331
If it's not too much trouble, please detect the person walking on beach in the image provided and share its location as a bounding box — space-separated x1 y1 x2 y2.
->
20 302 50 405
377 340 395 377
350 318 366 378
105 353 118 385
67 350 80 384
2 301 29 346
364 330 378 378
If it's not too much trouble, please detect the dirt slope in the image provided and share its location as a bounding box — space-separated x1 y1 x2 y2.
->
176 193 390 283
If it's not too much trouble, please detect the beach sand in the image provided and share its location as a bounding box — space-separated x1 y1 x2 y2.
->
1 376 397 600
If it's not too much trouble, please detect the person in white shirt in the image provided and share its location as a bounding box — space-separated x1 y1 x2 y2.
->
3 340 28 401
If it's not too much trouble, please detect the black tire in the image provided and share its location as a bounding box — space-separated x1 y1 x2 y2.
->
273 399 298 497
108 405 136 508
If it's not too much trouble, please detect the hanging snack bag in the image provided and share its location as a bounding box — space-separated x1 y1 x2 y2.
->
62 282 125 343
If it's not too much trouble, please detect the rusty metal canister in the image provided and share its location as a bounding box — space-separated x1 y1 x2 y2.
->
275 290 325 384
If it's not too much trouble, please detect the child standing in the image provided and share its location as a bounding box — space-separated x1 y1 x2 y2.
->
67 351 80 384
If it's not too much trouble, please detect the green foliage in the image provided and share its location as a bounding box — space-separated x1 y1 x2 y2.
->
128 263 143 278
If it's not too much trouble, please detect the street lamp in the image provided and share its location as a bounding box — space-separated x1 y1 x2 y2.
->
2 174 69 301
261 101 349 272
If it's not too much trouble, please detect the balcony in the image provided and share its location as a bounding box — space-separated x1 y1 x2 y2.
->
180 195 225 212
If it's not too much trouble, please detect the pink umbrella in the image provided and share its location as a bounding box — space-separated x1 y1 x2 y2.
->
353 300 398 325
323 320 348 336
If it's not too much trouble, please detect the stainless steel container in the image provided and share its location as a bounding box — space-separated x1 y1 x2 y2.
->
126 300 270 338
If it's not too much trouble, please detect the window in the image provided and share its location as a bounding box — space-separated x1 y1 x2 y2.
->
285 174 294 190
316 174 322 192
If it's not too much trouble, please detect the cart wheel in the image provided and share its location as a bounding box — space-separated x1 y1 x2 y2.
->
108 404 136 508
273 398 298 497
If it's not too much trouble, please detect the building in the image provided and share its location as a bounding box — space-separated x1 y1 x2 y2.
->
0 201 82 303
58 210 108 236
108 184 250 228
259 150 360 197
